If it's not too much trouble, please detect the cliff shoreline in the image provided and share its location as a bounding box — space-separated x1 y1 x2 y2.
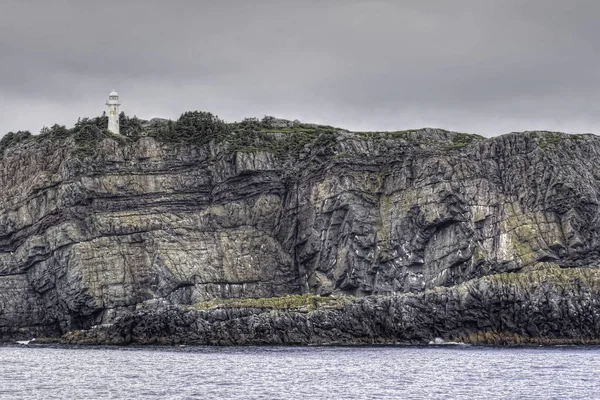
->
2 116 600 345
50 266 600 346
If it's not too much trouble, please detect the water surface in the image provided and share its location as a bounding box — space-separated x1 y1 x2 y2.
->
0 345 597 399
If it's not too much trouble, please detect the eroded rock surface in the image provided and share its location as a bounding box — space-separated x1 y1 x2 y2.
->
2 128 600 343
64 266 600 346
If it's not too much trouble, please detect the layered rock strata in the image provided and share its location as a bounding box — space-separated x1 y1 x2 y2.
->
63 266 600 345
2 127 600 344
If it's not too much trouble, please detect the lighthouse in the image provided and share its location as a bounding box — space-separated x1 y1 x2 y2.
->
106 90 121 134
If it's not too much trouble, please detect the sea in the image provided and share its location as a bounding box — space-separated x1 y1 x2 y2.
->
0 344 597 399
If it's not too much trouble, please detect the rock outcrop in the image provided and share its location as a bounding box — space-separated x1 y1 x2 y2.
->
2 121 600 344
63 266 600 346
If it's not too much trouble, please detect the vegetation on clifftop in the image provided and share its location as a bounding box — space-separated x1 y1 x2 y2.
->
0 130 32 155
450 132 485 148
224 116 340 158
147 111 229 145
2 110 595 161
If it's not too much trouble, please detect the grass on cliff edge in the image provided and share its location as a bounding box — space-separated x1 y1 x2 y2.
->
190 294 352 312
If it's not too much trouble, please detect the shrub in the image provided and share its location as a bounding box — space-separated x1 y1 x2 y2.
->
172 111 229 144
119 112 143 139
71 117 112 158
0 130 32 156
226 122 339 159
449 132 485 149
41 124 70 139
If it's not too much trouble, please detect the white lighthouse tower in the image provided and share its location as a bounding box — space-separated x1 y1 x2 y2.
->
106 90 121 134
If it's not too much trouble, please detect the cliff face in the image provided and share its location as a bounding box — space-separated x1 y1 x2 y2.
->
2 126 600 343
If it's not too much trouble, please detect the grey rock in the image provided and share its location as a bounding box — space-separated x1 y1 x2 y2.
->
1 128 600 343
64 266 600 346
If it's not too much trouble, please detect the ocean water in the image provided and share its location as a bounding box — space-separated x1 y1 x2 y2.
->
0 345 598 399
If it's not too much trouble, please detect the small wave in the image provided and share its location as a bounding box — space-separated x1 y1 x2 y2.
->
428 338 468 346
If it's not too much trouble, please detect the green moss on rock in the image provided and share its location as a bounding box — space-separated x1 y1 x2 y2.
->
191 294 352 312
485 263 600 290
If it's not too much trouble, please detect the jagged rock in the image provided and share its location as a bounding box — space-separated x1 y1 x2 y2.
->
63 266 600 345
2 126 600 343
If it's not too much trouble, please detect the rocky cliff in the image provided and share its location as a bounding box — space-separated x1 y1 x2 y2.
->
2 118 600 344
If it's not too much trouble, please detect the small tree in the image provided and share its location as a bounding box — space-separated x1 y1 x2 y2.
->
174 111 229 144
74 124 104 143
0 130 32 155
43 124 70 139
119 112 143 139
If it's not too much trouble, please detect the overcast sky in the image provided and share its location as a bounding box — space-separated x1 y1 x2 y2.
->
1 0 599 137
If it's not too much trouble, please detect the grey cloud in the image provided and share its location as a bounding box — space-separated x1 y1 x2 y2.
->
1 0 600 136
